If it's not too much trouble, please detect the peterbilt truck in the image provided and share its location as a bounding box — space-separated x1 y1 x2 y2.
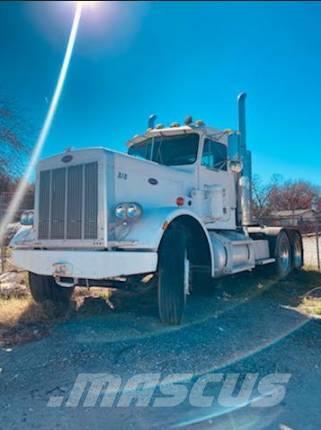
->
10 93 303 325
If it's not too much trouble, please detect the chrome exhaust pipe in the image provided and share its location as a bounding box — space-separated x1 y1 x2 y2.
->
237 92 252 226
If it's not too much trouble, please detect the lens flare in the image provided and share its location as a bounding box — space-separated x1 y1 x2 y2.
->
0 4 82 244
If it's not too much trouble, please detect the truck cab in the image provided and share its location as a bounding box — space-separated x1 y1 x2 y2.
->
127 124 236 230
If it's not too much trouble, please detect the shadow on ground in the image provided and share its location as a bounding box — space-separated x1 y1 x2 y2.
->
2 270 321 430
1 269 321 347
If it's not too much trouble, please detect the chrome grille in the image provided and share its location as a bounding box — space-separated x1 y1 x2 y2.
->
38 162 98 240
38 170 50 239
84 162 98 239
51 168 66 239
67 165 82 239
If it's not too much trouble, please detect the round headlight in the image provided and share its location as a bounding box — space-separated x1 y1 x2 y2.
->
28 212 34 225
20 211 34 226
127 203 142 218
20 213 28 225
115 204 127 220
114 203 143 220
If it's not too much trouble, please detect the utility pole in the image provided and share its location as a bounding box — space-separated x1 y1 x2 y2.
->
312 198 320 271
0 239 5 273
316 223 321 271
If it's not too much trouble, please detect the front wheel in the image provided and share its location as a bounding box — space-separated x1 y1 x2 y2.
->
157 224 189 325
28 272 74 307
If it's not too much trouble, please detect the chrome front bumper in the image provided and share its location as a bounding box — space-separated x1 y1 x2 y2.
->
12 249 158 279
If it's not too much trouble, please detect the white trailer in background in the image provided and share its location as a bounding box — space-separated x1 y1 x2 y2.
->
11 93 303 325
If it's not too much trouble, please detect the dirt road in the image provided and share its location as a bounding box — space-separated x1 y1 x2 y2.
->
1 271 321 430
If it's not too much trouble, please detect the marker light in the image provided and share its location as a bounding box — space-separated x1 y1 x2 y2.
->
195 120 205 127
184 115 193 125
176 197 185 206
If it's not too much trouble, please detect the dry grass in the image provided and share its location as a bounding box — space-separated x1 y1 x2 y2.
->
0 295 71 347
0 286 121 347
295 272 321 317
0 296 57 327
299 297 321 316
0 268 320 347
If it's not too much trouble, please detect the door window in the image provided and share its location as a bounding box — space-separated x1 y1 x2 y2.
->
201 139 227 171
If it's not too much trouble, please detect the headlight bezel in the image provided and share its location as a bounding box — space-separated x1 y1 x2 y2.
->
115 204 127 220
114 202 143 221
20 210 34 226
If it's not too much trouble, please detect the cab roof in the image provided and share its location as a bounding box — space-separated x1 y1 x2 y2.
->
126 125 235 148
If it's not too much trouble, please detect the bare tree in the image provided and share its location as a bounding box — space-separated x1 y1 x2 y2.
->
268 180 321 212
0 95 33 186
252 174 321 229
252 174 273 220
0 95 35 227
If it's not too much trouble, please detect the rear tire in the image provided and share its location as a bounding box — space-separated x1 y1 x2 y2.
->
274 231 292 279
158 224 188 325
28 272 74 306
291 231 303 270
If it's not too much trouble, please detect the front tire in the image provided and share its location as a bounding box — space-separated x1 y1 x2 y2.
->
28 272 74 306
158 224 188 325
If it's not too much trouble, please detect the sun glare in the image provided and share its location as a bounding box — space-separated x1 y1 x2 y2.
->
77 1 99 8
0 3 83 244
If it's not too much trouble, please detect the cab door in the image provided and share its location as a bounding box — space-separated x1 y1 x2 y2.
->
198 138 236 228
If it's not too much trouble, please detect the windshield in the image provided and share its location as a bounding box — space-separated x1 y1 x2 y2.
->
128 133 199 166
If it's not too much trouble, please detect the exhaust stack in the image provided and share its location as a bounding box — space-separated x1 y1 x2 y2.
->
237 92 252 226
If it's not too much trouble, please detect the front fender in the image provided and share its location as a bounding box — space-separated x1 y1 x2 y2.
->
121 207 214 275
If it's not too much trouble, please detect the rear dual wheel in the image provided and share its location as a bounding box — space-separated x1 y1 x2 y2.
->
274 231 292 279
291 231 303 270
273 230 303 279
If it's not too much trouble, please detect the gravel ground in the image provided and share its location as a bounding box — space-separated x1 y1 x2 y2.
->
1 271 321 430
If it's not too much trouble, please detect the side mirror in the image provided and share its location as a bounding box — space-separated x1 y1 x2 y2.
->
227 132 243 173
228 160 243 173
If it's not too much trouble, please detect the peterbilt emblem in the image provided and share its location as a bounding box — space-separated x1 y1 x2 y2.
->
148 177 158 185
61 154 73 163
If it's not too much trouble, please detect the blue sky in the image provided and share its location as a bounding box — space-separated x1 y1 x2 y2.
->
1 1 321 184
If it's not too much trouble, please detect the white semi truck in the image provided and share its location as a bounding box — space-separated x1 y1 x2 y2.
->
10 93 303 325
